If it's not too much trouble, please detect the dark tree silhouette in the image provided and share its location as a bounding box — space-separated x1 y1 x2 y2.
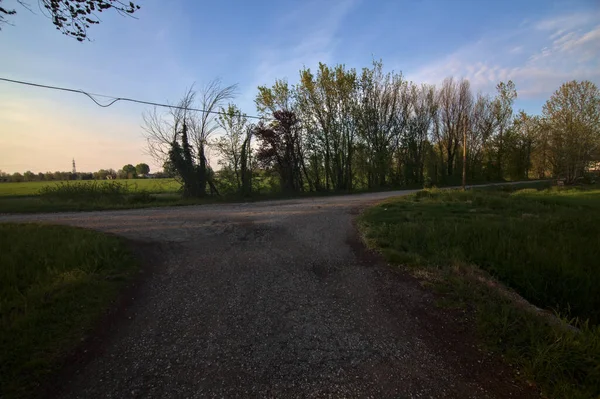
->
135 163 150 176
254 110 304 193
0 0 140 41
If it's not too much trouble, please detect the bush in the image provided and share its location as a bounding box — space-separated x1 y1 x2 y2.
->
39 181 152 204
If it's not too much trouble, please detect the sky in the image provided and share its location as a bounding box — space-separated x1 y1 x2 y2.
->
0 0 599 173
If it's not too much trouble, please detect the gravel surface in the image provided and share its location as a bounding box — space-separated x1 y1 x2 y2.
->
1 190 536 398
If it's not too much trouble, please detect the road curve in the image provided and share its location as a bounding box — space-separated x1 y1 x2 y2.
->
1 189 535 398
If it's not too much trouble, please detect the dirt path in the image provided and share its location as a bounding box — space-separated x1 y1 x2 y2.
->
1 190 536 398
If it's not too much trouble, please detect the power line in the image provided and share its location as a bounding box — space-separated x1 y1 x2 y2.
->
0 77 264 120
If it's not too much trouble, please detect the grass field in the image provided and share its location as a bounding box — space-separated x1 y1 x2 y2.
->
0 179 192 213
0 179 181 197
0 224 138 398
359 184 600 399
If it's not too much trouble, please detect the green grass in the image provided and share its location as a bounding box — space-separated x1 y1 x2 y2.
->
359 184 600 399
0 179 181 197
0 224 138 398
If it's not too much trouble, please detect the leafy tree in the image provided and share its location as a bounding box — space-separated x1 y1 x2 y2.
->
543 80 600 183
162 160 177 178
491 81 518 179
0 0 141 41
253 110 304 193
11 172 23 182
297 63 358 190
23 171 35 182
214 104 248 191
120 164 136 179
135 163 150 176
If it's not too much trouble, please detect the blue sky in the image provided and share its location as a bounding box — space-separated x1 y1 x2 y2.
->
1 0 599 173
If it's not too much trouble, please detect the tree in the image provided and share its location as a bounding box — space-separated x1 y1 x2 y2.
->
0 0 141 41
121 164 136 179
491 81 517 179
354 61 406 188
214 104 248 191
401 83 437 184
94 169 109 180
253 110 304 193
432 77 473 180
255 79 309 193
162 160 177 178
143 80 237 197
135 163 150 176
11 172 23 182
469 93 496 180
543 80 600 183
23 170 35 182
297 63 358 190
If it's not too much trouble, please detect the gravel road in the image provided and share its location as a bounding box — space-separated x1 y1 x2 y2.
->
1 190 535 398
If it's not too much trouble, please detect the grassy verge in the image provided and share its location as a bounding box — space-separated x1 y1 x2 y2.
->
0 179 534 214
359 184 600 399
0 224 138 398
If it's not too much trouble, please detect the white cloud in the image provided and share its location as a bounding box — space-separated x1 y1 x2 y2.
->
406 12 600 99
534 12 599 31
509 46 524 54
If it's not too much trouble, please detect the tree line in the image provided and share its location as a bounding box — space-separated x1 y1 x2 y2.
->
0 163 154 183
144 61 600 198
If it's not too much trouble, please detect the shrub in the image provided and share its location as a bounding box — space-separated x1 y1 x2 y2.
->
39 181 152 204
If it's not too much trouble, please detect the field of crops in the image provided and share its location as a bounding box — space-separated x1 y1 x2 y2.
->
0 179 181 197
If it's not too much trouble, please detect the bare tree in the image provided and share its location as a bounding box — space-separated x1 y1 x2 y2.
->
469 93 496 179
142 80 237 197
401 82 436 184
433 77 472 179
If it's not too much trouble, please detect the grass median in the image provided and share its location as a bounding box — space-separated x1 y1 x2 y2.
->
0 223 138 398
359 184 600 399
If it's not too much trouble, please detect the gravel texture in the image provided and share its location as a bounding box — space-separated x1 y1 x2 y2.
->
1 190 536 398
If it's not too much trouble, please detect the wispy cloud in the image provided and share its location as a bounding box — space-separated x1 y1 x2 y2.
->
237 0 358 113
406 11 600 99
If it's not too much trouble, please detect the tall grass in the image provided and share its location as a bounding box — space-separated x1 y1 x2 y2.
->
363 185 600 324
360 184 600 398
0 223 138 398
39 181 153 204
0 179 182 197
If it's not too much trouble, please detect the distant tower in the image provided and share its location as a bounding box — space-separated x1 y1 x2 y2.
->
72 158 77 174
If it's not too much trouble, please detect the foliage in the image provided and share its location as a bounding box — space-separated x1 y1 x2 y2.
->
543 80 600 183
253 110 305 193
214 104 250 194
119 164 137 179
0 0 140 41
359 184 600 398
0 223 137 398
135 163 150 176
38 181 153 204
143 81 236 198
